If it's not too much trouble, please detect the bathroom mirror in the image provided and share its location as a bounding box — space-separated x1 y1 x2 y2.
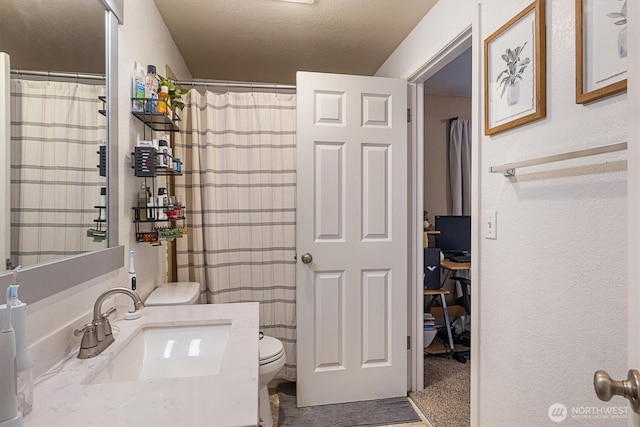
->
0 0 106 270
0 0 124 303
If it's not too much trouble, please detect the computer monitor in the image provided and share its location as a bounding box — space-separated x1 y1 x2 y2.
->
434 215 471 255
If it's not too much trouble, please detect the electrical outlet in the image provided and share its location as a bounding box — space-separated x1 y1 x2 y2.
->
485 211 497 239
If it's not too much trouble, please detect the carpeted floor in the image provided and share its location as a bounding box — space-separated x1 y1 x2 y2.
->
409 353 471 427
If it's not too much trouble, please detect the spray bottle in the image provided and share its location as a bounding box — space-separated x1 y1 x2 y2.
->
124 250 141 320
0 286 21 427
7 266 32 417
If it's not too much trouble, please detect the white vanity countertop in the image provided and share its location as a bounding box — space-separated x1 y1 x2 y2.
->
23 302 259 427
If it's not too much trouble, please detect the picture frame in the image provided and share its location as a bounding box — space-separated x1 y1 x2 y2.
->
484 0 546 136
575 0 627 104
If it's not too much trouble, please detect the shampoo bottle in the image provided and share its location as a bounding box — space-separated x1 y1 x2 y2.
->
7 274 33 417
132 62 145 112
145 65 158 113
0 287 21 427
124 250 140 320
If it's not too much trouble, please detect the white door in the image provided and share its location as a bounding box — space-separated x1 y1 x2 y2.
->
296 71 408 407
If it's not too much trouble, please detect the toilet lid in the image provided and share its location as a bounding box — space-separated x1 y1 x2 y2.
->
145 282 200 306
259 336 285 365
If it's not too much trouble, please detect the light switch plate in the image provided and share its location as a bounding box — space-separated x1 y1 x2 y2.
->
485 211 497 239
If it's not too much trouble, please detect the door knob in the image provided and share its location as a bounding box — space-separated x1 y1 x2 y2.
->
594 369 640 414
300 252 313 264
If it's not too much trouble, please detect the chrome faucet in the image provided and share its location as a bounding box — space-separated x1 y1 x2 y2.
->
74 287 144 359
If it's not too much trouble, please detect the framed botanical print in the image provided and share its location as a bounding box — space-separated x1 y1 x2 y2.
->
484 0 546 136
576 0 627 104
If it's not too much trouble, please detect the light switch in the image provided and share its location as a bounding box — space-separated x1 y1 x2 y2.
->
485 211 497 239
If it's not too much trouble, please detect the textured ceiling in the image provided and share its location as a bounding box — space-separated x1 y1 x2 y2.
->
0 0 438 85
0 0 104 73
154 0 438 84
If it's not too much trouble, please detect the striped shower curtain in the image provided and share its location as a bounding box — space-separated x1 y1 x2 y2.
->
10 79 106 267
174 90 297 380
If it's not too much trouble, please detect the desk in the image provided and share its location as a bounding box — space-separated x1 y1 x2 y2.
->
440 258 470 288
440 258 470 271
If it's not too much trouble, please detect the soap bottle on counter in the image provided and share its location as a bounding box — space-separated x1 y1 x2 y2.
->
0 285 21 427
7 269 33 418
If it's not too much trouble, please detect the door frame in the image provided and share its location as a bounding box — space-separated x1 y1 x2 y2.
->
405 14 479 426
628 1 639 425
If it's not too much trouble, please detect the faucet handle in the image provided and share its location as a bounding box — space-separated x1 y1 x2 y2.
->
74 323 98 351
101 306 116 320
74 322 95 337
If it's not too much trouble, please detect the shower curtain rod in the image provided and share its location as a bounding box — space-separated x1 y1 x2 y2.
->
10 69 105 81
173 78 296 91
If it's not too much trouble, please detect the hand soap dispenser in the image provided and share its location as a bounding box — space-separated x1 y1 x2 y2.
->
0 287 22 427
7 268 33 417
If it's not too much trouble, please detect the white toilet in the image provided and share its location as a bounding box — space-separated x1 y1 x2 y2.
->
259 335 286 427
144 282 284 427
144 282 200 306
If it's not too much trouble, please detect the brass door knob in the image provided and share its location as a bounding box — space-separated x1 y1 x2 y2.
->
594 369 640 413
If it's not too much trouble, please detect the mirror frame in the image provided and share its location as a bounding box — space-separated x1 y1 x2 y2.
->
0 2 125 304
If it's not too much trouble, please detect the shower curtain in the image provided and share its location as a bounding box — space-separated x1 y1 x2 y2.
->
174 90 297 380
10 79 106 266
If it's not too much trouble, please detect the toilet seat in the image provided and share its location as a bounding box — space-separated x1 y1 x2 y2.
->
145 282 200 306
259 336 285 366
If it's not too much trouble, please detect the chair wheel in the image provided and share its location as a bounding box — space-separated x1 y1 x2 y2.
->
453 353 467 363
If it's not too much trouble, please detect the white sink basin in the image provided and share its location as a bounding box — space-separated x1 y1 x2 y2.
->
91 323 231 384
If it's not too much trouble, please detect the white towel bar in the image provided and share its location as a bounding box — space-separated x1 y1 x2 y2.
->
489 142 627 176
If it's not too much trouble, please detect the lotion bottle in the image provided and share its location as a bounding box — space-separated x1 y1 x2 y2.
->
124 250 140 320
0 287 21 427
7 268 32 418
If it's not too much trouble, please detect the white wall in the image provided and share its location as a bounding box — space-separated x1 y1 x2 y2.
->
25 0 191 377
380 1 628 425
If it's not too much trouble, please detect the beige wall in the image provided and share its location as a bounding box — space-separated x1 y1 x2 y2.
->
423 94 471 222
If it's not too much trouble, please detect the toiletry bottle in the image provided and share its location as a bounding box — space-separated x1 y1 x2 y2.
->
158 85 169 114
145 65 158 113
124 251 141 320
0 287 21 427
157 188 168 220
138 182 148 221
146 191 155 220
157 140 169 168
99 187 107 221
7 275 33 417
132 62 145 112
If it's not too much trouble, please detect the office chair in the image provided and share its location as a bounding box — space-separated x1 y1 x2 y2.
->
449 275 470 362
423 248 456 352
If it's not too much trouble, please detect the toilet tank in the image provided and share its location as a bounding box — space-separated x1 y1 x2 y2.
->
144 282 200 306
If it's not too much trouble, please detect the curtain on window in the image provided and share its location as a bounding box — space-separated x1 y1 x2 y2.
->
448 118 471 215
